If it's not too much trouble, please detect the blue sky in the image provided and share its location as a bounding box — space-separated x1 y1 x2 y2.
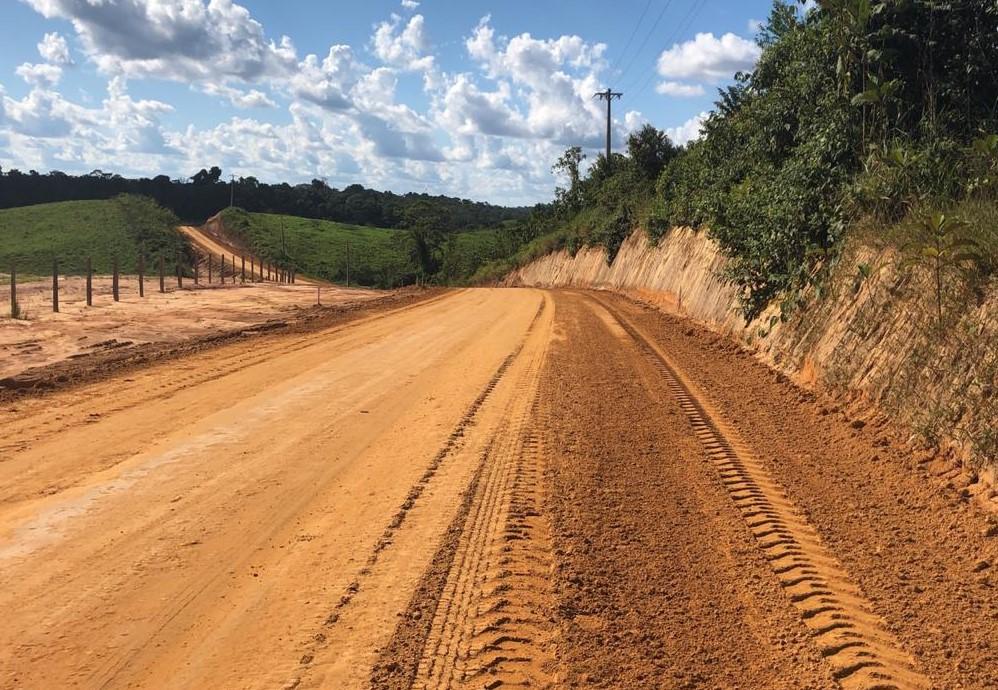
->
0 0 779 204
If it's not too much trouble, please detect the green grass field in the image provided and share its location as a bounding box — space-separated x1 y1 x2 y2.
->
0 196 187 277
219 208 503 287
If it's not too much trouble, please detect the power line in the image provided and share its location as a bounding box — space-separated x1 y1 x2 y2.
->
616 0 675 87
631 0 706 100
611 0 653 77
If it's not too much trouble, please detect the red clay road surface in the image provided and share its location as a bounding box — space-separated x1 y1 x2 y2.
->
0 288 995 689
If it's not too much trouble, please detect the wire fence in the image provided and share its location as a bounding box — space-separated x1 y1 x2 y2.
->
3 250 297 319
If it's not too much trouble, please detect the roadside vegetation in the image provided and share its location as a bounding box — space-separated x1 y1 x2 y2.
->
0 195 187 277
218 207 508 288
482 0 998 323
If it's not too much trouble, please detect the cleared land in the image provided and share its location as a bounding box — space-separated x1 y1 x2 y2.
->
0 197 186 277
0 275 376 381
0 289 994 690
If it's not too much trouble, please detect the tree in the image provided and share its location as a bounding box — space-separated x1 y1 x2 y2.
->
626 124 678 181
191 166 222 185
402 200 446 279
552 146 586 215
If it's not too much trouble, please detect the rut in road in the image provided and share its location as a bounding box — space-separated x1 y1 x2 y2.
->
373 300 557 690
592 294 929 690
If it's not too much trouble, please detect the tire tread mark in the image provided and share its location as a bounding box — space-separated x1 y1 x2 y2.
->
590 294 929 690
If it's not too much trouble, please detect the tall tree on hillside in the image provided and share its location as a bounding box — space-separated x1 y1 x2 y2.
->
402 199 445 279
552 146 586 216
626 124 678 181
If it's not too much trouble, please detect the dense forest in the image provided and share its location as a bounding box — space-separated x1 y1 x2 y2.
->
481 0 998 321
0 166 530 232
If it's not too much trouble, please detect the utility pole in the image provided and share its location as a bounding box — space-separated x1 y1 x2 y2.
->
594 88 623 165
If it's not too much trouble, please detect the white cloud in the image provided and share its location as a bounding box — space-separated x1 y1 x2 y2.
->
747 19 764 34
16 62 63 87
400 0 420 9
200 83 277 109
657 32 760 82
371 13 435 72
461 16 619 148
21 0 297 83
655 81 705 98
38 32 72 65
290 45 364 111
5 4 664 204
666 111 709 146
435 74 527 138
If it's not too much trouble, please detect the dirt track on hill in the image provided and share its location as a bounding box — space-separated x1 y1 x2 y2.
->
1 289 995 689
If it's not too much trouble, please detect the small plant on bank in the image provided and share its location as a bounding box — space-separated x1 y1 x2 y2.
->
900 211 982 328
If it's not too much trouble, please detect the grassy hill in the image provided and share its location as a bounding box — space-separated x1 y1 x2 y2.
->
218 208 503 288
0 195 187 277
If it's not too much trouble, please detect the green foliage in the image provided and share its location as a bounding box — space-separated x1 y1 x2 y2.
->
0 168 529 230
899 210 982 325
219 208 508 288
653 0 998 319
0 195 186 277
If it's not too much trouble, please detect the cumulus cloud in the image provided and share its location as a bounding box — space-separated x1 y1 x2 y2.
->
435 74 527 138
657 32 760 82
460 16 622 148
21 0 297 82
656 81 705 98
666 111 709 146
290 45 364 111
200 83 277 109
371 13 435 72
16 62 63 87
38 32 72 65
4 4 665 204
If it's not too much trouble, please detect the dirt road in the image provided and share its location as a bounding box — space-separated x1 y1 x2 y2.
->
1 289 995 689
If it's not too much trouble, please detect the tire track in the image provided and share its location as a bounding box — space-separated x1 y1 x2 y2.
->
292 297 549 688
372 296 557 690
592 294 929 690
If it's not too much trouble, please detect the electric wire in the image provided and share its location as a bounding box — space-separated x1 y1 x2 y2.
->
611 0 653 77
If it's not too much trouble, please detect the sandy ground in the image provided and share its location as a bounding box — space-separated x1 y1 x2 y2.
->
0 275 375 379
1 288 995 689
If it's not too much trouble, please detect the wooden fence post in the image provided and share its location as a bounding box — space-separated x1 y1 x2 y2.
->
241 255 245 283
112 255 119 302
86 256 93 306
208 254 213 284
194 251 199 285
176 252 183 289
221 254 225 285
159 255 165 293
231 254 235 280
9 264 16 318
138 253 145 298
52 258 59 313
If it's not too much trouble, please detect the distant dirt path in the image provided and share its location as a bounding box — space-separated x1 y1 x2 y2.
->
1 288 994 689
179 224 320 284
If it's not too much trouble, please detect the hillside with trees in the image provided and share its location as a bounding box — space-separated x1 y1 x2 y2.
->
485 0 998 323
0 166 530 232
